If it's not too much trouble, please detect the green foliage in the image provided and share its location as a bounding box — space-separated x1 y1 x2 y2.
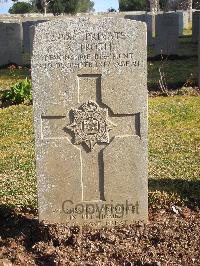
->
193 0 200 9
9 2 34 14
34 0 94 15
119 0 147 11
108 7 117 12
60 0 94 14
77 0 94 12
56 0 80 14
50 0 65 15
3 78 32 104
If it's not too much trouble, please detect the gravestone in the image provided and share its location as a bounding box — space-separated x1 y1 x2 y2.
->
0 22 22 66
192 11 200 43
22 20 48 64
155 13 179 55
32 18 148 226
29 25 35 56
22 20 47 54
176 11 189 36
124 13 154 45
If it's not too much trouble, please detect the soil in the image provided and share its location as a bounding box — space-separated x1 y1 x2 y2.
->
0 206 199 266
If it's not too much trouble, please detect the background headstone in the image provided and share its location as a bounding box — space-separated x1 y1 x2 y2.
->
22 20 48 64
29 25 35 56
155 13 179 55
22 20 47 54
0 22 22 66
192 11 200 43
124 13 154 45
32 18 148 226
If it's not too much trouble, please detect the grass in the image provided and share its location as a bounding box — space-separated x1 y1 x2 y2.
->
148 96 200 207
0 32 199 211
148 56 198 90
183 22 192 36
0 67 30 91
0 96 199 211
0 105 36 209
148 35 198 90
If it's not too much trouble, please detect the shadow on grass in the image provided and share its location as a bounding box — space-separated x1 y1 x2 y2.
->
148 54 197 62
148 81 198 91
0 206 40 249
0 63 31 69
149 179 200 208
0 205 54 265
0 205 79 265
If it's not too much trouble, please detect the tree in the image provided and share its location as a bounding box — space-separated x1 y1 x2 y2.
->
62 0 94 14
49 0 64 15
34 0 94 15
9 2 34 13
108 7 117 12
78 0 94 12
149 0 160 12
62 0 80 13
160 0 193 11
193 0 200 8
119 0 147 11
33 0 52 15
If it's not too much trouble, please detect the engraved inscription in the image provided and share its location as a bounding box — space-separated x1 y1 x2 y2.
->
36 30 143 70
67 100 114 151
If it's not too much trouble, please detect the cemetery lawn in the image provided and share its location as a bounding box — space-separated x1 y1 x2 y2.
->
1 96 199 210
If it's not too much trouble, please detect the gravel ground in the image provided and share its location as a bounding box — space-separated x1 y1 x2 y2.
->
0 206 199 266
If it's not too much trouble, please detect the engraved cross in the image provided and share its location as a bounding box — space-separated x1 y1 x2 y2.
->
41 74 140 203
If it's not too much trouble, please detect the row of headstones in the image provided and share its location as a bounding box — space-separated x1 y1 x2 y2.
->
0 10 195 66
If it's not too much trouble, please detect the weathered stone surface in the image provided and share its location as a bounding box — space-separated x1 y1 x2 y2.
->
192 11 200 43
0 22 22 66
29 25 35 56
32 18 148 227
124 14 154 45
155 13 179 55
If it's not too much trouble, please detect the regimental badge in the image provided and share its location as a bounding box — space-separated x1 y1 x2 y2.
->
67 100 114 151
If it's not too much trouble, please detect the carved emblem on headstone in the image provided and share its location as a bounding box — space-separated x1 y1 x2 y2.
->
67 100 114 151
